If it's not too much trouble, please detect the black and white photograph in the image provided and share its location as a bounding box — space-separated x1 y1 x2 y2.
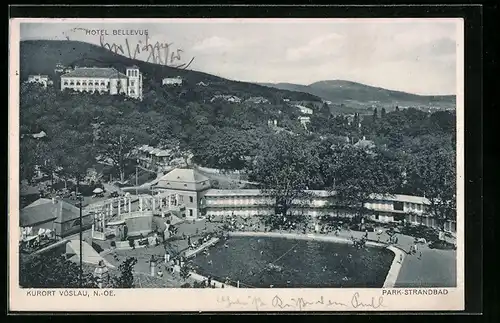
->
9 17 464 312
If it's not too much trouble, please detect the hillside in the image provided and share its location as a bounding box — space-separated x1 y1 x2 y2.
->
19 40 321 103
260 80 456 110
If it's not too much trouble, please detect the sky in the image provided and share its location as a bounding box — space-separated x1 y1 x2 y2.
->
19 19 461 95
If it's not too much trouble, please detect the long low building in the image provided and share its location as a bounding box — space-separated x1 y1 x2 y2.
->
202 189 456 233
150 168 456 233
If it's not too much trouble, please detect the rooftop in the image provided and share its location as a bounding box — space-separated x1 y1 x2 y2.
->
21 198 86 227
29 74 49 78
204 189 334 198
61 67 128 79
154 168 211 192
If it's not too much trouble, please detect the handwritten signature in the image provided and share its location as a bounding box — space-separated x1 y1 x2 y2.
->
62 28 194 69
99 35 195 69
350 292 385 309
217 295 267 311
217 293 384 311
272 295 348 310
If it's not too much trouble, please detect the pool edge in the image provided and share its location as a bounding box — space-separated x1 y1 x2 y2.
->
227 231 403 288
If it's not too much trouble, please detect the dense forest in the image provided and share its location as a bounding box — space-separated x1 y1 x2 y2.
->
20 75 456 229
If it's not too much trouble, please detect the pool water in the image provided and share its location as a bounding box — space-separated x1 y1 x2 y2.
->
191 236 394 288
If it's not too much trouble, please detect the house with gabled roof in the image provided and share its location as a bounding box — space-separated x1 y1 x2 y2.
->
152 168 212 219
20 198 93 238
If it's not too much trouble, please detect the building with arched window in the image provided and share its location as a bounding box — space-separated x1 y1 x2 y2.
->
60 66 143 100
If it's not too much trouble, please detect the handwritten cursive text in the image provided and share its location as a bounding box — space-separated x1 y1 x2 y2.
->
99 34 194 69
272 295 347 310
217 295 267 311
350 292 385 309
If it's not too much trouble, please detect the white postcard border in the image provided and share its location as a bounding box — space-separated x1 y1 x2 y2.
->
8 17 465 312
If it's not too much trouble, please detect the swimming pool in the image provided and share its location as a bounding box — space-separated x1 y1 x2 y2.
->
190 236 394 288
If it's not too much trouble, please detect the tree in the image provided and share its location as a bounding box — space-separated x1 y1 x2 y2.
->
20 138 38 183
97 125 147 182
19 253 97 288
381 108 387 118
192 128 253 171
249 132 321 228
372 108 378 121
323 144 399 221
408 148 456 231
52 130 96 191
111 256 137 288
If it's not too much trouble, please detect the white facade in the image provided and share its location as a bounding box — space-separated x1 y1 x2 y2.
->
28 75 50 87
295 105 314 115
202 190 456 233
125 67 143 100
60 67 143 100
298 116 311 127
162 77 183 86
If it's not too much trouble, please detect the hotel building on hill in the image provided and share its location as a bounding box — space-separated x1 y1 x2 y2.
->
60 66 143 100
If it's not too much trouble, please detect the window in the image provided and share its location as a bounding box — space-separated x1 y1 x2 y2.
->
131 81 135 86
189 209 193 217
179 196 184 203
76 81 80 86
70 81 75 85
393 201 404 211
100 82 105 86
94 81 99 86
64 81 68 85
82 81 87 86
189 196 193 203
416 204 422 211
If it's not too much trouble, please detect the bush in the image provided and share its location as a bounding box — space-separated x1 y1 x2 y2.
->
429 240 456 250
180 283 191 288
400 224 439 242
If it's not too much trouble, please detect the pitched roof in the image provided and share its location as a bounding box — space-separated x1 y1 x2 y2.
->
204 189 333 198
61 67 127 79
155 150 170 157
20 199 58 227
369 194 430 205
20 198 83 227
154 168 211 191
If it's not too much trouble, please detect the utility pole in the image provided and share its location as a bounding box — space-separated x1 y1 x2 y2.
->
135 162 138 196
78 180 83 287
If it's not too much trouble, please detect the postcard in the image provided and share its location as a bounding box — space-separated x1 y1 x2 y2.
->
9 17 464 312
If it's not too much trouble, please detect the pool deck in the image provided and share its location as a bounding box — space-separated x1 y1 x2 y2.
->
228 231 403 288
185 237 220 259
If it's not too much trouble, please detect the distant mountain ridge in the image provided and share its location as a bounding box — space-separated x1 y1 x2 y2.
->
260 80 456 110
